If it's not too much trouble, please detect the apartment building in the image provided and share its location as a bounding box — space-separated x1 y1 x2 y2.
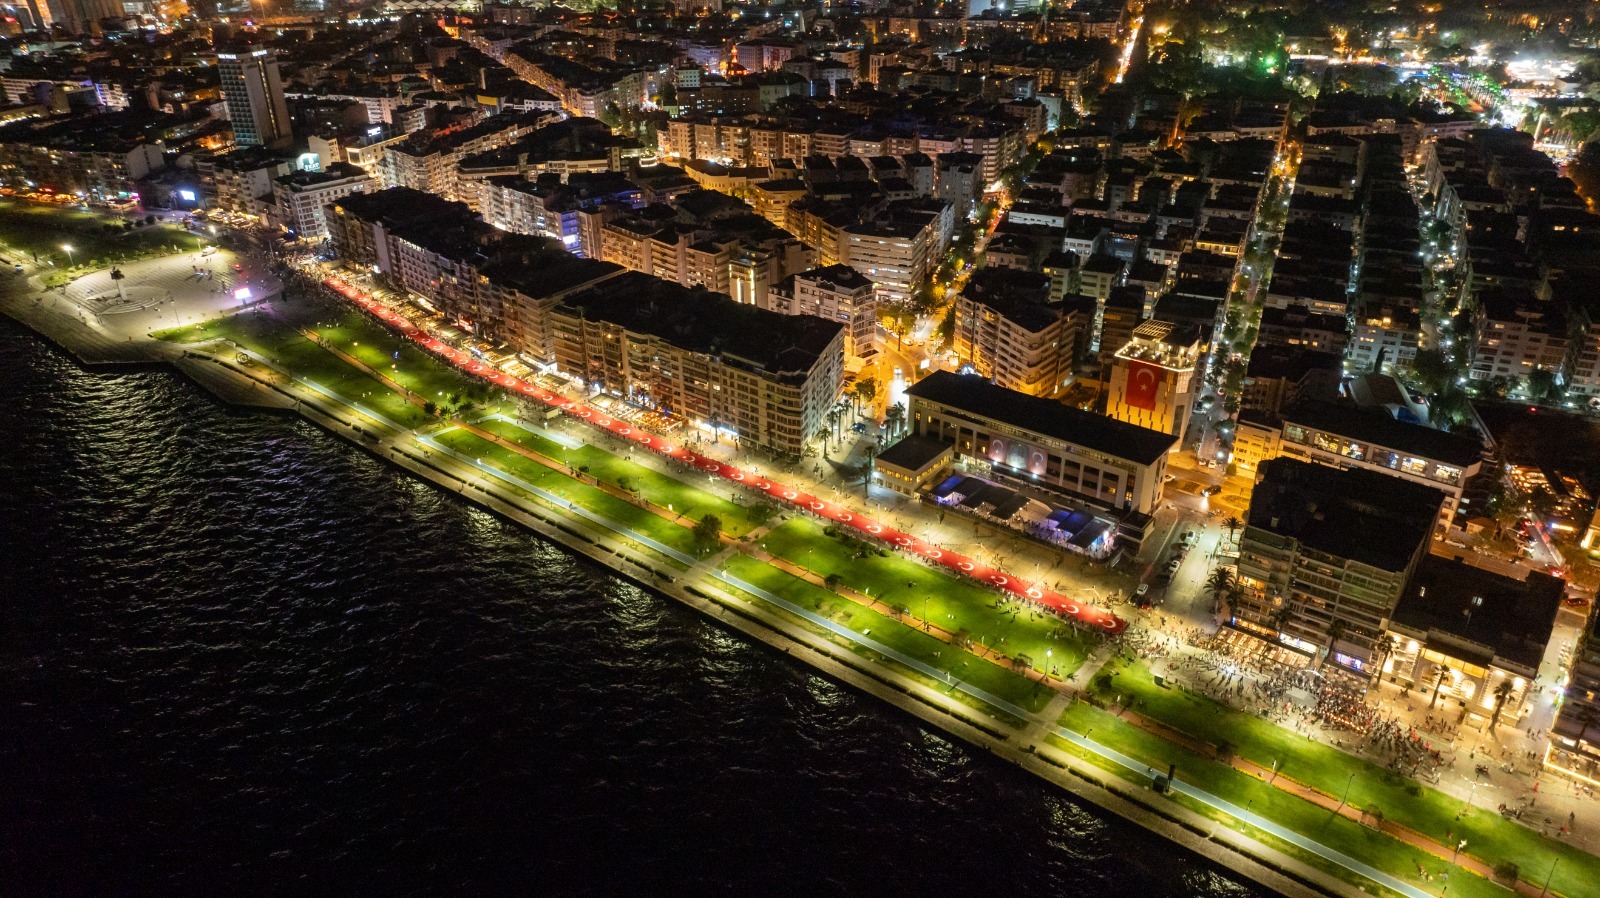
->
1233 457 1444 675
207 148 292 221
953 267 1091 397
1385 557 1560 732
0 117 164 200
1348 303 1421 375
549 271 845 457
1273 400 1483 529
328 186 622 346
1567 293 1600 405
1469 289 1570 387
1551 614 1600 782
271 162 374 239
1105 319 1202 443
380 111 551 201
842 220 936 305
764 264 878 364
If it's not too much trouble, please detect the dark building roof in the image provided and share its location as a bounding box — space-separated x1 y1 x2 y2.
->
1283 400 1483 467
961 267 1058 332
796 263 873 290
333 185 476 230
1248 457 1443 572
1391 556 1564 672
556 271 842 381
1247 345 1342 380
906 370 1176 465
874 433 953 472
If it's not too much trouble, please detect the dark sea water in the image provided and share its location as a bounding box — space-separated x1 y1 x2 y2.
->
0 319 1272 898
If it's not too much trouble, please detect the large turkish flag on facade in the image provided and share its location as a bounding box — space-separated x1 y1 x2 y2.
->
1125 360 1161 411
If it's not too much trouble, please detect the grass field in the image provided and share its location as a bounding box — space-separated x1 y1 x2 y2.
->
475 417 772 538
723 553 1054 714
1055 703 1515 898
759 517 1096 679
0 200 206 280
155 310 430 429
1083 659 1593 896
431 428 707 561
304 307 493 412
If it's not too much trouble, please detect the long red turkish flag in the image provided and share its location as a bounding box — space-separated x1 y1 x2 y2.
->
1125 359 1161 411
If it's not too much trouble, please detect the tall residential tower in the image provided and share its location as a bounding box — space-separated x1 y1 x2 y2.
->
217 48 292 148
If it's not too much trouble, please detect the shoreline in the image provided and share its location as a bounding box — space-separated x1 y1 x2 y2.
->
1 293 1359 898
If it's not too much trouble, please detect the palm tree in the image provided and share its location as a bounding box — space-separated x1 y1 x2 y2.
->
1320 618 1346 669
853 377 878 415
1204 566 1235 598
1373 634 1399 682
885 401 906 438
1488 679 1516 730
825 407 843 450
1222 515 1243 543
1429 664 1449 710
109 267 126 301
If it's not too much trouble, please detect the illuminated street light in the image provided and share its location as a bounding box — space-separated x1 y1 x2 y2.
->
61 243 74 266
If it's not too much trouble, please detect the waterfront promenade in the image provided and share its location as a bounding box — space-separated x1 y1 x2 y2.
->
4 262 1594 898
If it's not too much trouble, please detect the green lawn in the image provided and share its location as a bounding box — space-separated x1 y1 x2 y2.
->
0 200 206 280
475 417 771 538
155 310 429 429
431 428 706 561
724 553 1052 714
759 517 1094 678
1085 659 1593 896
305 308 491 411
1056 703 1513 898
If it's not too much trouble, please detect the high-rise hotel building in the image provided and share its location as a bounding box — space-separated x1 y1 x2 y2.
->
218 48 292 148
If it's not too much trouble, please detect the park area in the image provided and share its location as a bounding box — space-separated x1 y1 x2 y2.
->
1064 658 1597 897
759 518 1097 681
0 200 206 284
428 427 719 564
472 417 773 538
721 553 1055 715
155 308 432 430
302 306 494 414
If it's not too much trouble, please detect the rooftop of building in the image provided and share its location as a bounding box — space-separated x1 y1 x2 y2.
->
556 270 843 381
275 162 370 190
331 186 478 231
906 370 1176 466
795 263 873 290
1247 457 1444 572
1246 344 1342 381
960 265 1056 325
1391 556 1564 672
479 246 621 300
1282 400 1483 467
874 433 954 473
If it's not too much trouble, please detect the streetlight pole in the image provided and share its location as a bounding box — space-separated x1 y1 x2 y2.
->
61 243 73 267
1336 771 1355 813
1458 780 1478 820
1540 858 1558 897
